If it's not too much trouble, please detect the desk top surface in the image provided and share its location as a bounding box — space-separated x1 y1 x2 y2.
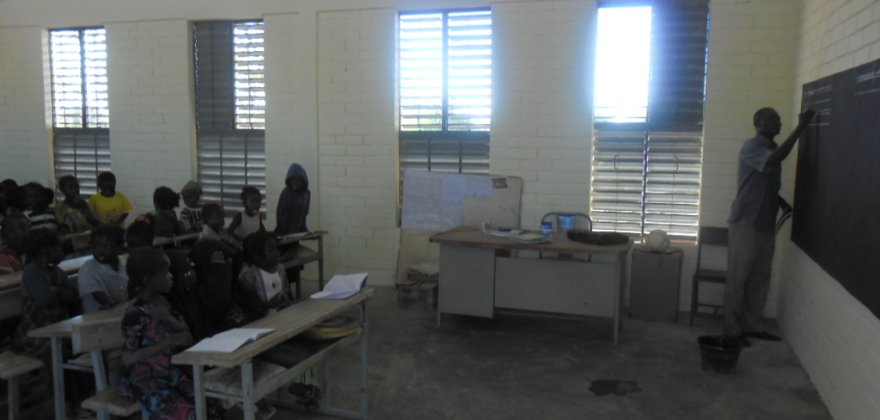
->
278 230 327 245
173 288 373 368
29 303 127 339
430 228 632 254
0 254 95 290
153 232 200 247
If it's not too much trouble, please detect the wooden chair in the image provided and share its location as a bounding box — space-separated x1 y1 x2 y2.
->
0 351 44 420
690 226 729 326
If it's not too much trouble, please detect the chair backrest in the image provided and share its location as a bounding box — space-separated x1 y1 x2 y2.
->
699 226 728 247
70 304 127 354
72 321 124 355
696 226 729 269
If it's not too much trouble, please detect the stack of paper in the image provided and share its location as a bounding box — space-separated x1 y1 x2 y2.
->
186 328 275 353
310 272 368 300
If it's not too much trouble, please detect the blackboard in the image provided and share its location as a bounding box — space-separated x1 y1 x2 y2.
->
794 58 880 318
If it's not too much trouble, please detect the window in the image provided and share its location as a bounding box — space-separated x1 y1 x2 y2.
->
193 21 266 214
50 27 110 195
398 9 492 174
590 1 709 240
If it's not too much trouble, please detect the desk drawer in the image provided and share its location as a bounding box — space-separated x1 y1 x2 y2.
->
495 258 616 317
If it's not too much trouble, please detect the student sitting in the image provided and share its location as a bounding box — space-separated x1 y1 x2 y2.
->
78 225 128 314
0 214 29 343
0 214 28 275
120 247 222 420
188 238 247 337
199 203 240 252
53 175 97 234
179 180 204 234
228 186 265 241
12 229 79 359
3 180 27 217
163 249 205 341
126 218 155 250
25 183 59 232
237 231 290 321
151 186 181 239
88 171 133 226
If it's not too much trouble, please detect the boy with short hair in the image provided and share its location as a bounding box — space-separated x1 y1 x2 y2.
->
78 225 128 313
88 172 133 226
179 181 204 234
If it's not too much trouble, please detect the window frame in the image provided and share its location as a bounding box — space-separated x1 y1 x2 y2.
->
49 26 110 196
398 8 492 176
193 20 267 216
589 1 709 241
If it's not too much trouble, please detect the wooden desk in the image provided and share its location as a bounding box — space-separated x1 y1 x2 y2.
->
278 231 327 292
173 288 373 420
29 304 127 420
153 232 200 248
0 254 97 321
430 228 632 345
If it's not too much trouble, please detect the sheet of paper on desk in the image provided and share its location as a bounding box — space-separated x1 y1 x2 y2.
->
281 231 310 240
310 272 368 300
185 328 275 353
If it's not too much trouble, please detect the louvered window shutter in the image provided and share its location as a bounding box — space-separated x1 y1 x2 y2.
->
50 28 110 195
590 0 709 240
399 9 491 175
194 21 266 215
644 0 708 239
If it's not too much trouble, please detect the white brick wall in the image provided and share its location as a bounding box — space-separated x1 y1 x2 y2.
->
491 1 594 228
0 27 52 185
780 1 880 419
264 12 314 230
316 9 399 285
697 0 801 317
105 20 195 217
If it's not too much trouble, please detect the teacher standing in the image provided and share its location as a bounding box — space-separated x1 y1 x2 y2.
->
724 107 815 347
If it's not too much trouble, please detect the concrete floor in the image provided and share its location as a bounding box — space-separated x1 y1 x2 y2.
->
11 285 831 420
272 286 831 420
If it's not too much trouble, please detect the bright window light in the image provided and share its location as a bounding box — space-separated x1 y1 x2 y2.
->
593 6 652 123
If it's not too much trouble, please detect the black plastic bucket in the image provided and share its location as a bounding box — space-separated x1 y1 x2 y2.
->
698 335 741 373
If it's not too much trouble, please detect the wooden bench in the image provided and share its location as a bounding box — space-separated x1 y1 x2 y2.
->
81 387 144 420
0 351 44 420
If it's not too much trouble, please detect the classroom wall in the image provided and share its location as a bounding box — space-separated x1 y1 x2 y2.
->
0 0 860 352
0 26 52 186
106 20 196 213
779 1 880 419
490 0 594 226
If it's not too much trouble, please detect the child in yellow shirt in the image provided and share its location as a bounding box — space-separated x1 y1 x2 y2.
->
88 172 133 226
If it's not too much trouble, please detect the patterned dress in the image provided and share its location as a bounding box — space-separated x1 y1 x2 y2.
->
120 298 200 420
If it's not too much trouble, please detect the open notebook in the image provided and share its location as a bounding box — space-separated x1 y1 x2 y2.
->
310 272 368 300
186 328 275 353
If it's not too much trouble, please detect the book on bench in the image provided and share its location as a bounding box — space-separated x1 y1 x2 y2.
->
185 328 275 353
310 272 368 300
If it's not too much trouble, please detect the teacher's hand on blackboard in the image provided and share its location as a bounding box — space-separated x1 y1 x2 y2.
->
799 109 817 125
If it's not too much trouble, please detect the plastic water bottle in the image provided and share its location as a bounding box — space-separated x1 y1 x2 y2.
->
541 221 553 237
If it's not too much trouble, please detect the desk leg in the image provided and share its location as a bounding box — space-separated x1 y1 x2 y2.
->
613 252 626 346
360 301 369 419
90 350 107 392
50 337 66 420
318 236 325 290
193 365 206 420
242 361 256 420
